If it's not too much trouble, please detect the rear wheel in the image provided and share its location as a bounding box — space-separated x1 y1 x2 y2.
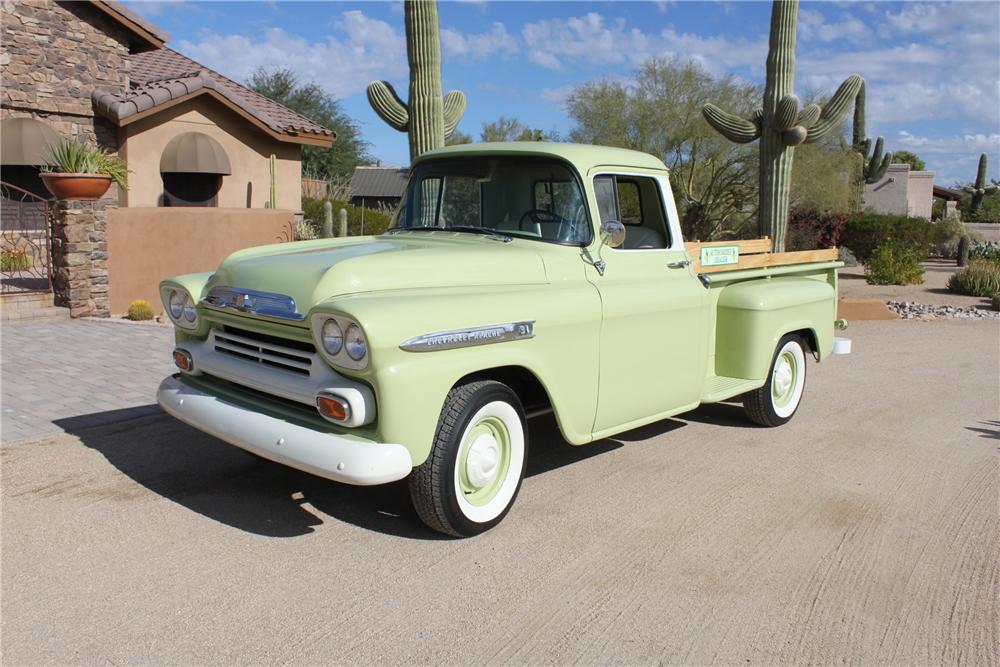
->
744 336 807 427
409 381 527 537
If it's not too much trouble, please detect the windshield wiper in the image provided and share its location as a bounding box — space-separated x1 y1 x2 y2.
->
387 226 511 242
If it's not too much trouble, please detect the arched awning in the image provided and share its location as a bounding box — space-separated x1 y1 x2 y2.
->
159 132 231 175
0 117 61 166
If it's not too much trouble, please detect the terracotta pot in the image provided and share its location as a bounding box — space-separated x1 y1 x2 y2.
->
40 173 112 201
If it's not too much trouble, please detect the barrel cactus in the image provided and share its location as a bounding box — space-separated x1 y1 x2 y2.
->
367 0 466 161
964 154 998 217
957 234 970 267
702 0 862 251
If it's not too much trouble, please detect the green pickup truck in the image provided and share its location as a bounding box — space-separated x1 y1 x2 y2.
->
157 142 850 536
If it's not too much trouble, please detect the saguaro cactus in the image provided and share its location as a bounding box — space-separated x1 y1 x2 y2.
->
338 208 348 237
267 154 277 208
367 0 466 161
849 81 891 211
702 0 862 251
322 200 333 238
964 153 998 217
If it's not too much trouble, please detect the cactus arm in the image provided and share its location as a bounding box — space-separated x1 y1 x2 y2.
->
969 153 991 214
863 136 891 183
851 79 866 147
442 90 467 138
702 104 761 144
804 74 863 143
774 94 799 131
985 185 999 195
797 103 821 129
367 80 409 132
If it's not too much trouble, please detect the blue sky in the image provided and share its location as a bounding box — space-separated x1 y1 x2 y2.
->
125 0 1000 186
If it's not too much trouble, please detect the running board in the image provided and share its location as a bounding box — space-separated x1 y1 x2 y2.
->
701 375 764 403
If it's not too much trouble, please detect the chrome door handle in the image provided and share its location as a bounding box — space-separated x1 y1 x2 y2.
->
667 260 691 269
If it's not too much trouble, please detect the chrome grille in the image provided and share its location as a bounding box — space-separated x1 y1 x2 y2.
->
212 326 315 376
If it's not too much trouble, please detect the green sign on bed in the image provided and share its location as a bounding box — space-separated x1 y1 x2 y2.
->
700 245 740 267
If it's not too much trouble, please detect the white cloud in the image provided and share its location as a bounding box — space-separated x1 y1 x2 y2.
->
441 22 518 60
519 12 765 75
893 131 1000 186
798 7 870 42
176 11 406 98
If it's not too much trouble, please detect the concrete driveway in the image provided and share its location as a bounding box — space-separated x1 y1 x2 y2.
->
1 319 997 664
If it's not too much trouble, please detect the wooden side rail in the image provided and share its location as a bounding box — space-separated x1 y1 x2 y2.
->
684 237 839 273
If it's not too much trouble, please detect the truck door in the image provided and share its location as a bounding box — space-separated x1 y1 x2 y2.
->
588 171 708 434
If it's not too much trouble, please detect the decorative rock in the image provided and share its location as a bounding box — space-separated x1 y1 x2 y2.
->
886 301 1000 320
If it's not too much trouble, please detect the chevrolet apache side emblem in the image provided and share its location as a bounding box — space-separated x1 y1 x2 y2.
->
400 321 535 352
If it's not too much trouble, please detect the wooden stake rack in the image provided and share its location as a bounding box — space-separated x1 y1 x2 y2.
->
684 237 839 274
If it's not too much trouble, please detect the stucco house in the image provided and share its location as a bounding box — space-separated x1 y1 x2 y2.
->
863 164 934 220
1 0 336 319
1 0 334 210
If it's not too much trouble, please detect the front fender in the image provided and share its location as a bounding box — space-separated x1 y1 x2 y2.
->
317 282 602 465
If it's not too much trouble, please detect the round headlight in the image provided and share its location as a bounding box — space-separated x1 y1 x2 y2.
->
344 323 367 361
182 294 197 322
168 290 184 319
321 319 343 356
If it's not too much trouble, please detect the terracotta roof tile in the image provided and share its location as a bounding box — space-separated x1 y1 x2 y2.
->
92 48 335 143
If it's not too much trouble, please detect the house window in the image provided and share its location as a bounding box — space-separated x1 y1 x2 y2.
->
158 132 231 208
161 173 222 207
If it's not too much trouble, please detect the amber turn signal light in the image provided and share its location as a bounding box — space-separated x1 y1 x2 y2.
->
316 394 350 423
173 349 193 372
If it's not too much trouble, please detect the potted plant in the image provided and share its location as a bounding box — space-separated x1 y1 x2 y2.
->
41 139 128 200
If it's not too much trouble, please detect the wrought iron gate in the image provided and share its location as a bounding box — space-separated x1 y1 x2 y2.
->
1 182 51 296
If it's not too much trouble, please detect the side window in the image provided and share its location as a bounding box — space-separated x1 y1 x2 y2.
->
593 174 671 250
616 179 642 225
593 175 618 224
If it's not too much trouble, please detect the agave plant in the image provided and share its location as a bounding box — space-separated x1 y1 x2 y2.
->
43 138 129 189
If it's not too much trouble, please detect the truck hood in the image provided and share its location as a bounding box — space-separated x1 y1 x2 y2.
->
208 234 549 314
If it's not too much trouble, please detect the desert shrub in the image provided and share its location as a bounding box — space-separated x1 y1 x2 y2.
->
992 294 1000 311
294 219 317 241
786 206 848 251
928 214 966 258
1 248 31 272
840 212 935 263
947 258 1000 297
302 197 393 237
969 240 1000 263
127 299 154 320
864 240 925 285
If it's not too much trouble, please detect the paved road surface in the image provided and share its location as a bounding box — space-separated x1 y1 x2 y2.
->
2 320 997 665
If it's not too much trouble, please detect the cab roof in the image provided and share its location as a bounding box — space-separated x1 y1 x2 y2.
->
416 142 669 174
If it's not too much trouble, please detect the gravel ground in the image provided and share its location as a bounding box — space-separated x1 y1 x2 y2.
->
2 320 998 665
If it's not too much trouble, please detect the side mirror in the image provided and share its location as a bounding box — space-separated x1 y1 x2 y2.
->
600 220 626 249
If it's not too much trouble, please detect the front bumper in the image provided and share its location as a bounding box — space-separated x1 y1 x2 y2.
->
157 375 413 485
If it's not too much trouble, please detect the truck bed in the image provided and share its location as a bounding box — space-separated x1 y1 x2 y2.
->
685 238 839 274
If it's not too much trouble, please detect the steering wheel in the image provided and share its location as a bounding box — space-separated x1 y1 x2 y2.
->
519 208 574 241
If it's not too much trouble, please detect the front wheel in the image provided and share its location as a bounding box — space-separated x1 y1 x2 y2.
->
743 336 807 427
409 381 528 537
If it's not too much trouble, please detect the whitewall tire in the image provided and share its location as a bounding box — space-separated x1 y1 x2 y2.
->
744 335 808 427
409 381 528 537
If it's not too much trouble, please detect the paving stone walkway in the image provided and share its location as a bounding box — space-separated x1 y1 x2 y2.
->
1 319 175 443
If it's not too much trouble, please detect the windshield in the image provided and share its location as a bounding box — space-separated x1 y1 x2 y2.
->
389 157 592 245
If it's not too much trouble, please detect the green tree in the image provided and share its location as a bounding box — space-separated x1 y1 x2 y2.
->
891 150 926 171
247 67 370 179
566 57 760 241
445 129 473 146
480 117 558 143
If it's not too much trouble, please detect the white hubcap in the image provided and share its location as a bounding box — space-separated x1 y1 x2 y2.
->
466 433 500 488
774 360 793 396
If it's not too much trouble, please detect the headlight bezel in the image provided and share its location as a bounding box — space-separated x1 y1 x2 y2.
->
311 313 369 370
161 286 200 330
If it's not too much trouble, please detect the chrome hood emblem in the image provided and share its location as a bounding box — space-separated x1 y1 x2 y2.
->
203 286 305 321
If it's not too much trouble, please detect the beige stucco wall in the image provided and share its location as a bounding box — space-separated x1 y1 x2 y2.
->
864 165 935 219
120 97 301 210
106 207 294 314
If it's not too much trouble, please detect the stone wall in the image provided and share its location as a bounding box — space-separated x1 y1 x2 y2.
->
1 0 131 150
50 200 109 317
